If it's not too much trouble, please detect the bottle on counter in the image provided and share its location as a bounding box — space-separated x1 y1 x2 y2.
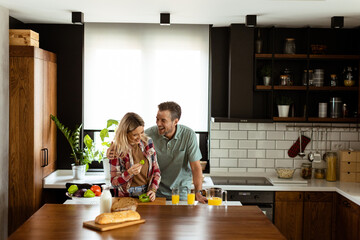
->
100 184 112 214
325 152 337 181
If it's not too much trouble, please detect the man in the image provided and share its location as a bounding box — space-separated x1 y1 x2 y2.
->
145 101 207 203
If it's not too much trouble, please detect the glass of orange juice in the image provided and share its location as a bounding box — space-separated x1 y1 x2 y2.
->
187 188 196 205
172 187 179 205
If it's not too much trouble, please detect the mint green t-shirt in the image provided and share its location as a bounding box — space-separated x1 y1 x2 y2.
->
145 124 202 200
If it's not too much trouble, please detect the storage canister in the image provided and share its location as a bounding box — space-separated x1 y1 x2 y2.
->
300 163 312 179
318 102 327 118
329 97 342 118
284 38 296 54
325 152 337 181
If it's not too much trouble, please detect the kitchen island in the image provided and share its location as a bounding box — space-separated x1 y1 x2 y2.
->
8 204 285 240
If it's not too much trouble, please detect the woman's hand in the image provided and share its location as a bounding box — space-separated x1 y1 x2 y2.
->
147 190 156 202
127 163 142 175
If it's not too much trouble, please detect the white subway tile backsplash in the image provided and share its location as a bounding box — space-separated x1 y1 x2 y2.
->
220 158 238 167
211 130 229 139
341 132 358 141
210 168 229 173
276 141 293 150
257 140 276 149
211 122 220 130
257 159 275 168
230 131 247 139
284 131 298 140
267 131 284 140
258 123 276 131
275 159 294 168
210 149 228 158
220 122 239 130
266 150 284 158
239 140 257 149
248 150 265 158
247 168 266 173
210 122 360 174
210 139 219 149
229 168 247 173
238 159 256 167
220 140 238 148
210 158 220 167
239 123 257 130
229 149 247 158
248 131 266 139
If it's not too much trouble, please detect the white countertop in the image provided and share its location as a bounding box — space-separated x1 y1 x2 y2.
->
44 170 360 206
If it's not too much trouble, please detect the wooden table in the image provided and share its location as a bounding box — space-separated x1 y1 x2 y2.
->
8 204 285 240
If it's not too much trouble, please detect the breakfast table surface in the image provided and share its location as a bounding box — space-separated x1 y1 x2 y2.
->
8 204 285 240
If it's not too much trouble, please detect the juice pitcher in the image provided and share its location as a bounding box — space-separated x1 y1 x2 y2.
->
206 187 227 206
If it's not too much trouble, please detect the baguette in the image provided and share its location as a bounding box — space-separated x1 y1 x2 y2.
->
111 197 138 212
95 210 141 225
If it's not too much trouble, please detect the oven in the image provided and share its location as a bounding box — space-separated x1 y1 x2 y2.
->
211 176 275 222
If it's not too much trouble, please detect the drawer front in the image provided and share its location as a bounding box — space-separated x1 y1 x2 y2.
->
340 172 357 182
357 173 360 183
340 161 357 172
339 150 357 162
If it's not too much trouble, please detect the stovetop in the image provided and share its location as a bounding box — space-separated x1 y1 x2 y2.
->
211 176 273 186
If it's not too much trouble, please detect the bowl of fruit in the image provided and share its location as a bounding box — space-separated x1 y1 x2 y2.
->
66 184 102 203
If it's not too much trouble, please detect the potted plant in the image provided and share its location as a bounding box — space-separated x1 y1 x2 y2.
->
276 96 293 117
99 119 119 179
50 114 97 179
261 65 272 86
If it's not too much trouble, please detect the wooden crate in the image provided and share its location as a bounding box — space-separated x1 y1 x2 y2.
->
9 29 39 47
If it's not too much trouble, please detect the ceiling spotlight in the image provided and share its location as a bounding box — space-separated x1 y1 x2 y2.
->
246 15 257 27
160 13 170 26
72 12 84 24
331 16 344 29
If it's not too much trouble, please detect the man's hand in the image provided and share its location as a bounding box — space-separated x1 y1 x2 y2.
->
196 192 207 204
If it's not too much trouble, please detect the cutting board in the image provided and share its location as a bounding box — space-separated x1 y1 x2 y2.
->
83 219 145 231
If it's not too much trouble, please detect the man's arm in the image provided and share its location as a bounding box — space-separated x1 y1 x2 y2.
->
190 160 207 203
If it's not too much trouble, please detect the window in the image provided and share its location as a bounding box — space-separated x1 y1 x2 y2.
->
84 23 209 132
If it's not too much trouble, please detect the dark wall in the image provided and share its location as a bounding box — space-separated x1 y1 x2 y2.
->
10 17 84 169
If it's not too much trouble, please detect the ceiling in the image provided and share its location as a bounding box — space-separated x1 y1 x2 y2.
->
1 0 360 28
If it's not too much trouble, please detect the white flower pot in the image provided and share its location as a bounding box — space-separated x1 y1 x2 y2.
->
263 76 271 86
103 158 111 180
278 105 290 117
71 163 86 180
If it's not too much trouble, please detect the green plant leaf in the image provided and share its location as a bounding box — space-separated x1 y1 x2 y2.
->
100 128 109 142
107 119 119 128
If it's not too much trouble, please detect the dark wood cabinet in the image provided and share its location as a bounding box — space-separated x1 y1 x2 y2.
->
255 27 360 123
211 25 360 123
335 193 360 240
275 191 304 240
9 46 57 234
303 192 334 240
275 191 335 240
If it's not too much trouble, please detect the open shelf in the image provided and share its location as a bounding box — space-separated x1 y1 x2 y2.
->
255 85 272 90
308 117 358 123
273 117 306 122
274 86 307 90
308 86 358 91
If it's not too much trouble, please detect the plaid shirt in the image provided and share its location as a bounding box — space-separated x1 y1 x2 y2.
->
109 138 161 197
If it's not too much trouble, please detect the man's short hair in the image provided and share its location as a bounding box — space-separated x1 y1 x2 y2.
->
158 101 182 121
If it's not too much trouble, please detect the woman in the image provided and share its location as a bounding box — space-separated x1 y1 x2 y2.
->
107 112 161 201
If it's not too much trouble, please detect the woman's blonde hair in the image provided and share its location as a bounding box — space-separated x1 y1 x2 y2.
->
113 112 148 157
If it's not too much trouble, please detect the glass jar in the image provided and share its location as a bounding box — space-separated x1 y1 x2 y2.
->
330 74 337 86
284 38 296 54
300 163 312 179
325 152 337 181
314 168 325 179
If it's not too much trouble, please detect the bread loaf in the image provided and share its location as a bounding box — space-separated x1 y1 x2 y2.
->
95 210 141 225
111 197 138 212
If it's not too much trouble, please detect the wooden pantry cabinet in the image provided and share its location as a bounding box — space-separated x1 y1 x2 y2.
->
274 191 334 240
9 46 57 234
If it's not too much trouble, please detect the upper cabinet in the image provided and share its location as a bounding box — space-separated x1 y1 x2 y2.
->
211 25 360 123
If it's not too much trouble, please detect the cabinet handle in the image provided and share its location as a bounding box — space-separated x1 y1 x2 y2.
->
41 148 48 167
299 193 302 200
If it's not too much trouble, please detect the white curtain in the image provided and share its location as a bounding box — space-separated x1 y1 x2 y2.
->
84 23 209 131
